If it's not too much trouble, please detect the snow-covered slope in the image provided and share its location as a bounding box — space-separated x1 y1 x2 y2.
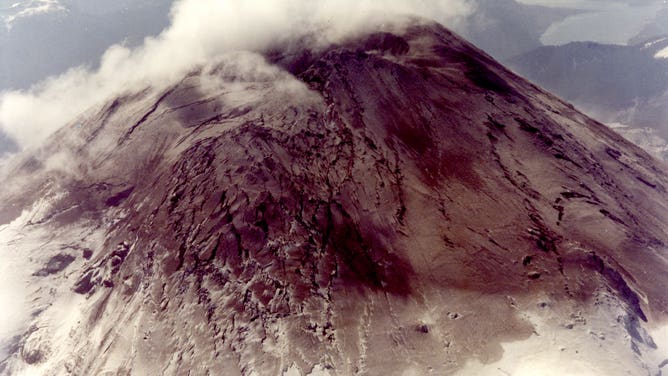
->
610 123 668 162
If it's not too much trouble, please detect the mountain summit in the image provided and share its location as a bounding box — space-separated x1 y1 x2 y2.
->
1 20 667 375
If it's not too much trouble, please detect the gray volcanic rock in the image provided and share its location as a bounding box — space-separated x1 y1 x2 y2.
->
1 20 668 375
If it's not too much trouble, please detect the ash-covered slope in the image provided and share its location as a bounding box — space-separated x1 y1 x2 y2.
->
1 20 668 375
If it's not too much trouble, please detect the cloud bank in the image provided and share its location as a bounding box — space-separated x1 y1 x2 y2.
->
0 0 474 150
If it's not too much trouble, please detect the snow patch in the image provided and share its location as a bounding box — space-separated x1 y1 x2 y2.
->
0 211 32 361
282 364 333 376
655 46 668 58
650 324 668 367
0 190 106 374
643 37 668 49
307 365 334 376
455 301 656 376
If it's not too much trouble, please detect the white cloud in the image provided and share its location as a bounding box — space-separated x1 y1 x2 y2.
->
0 0 474 150
3 0 67 28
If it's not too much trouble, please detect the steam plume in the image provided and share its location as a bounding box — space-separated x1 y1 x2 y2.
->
0 0 474 149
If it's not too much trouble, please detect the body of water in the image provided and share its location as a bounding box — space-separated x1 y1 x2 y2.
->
537 0 665 45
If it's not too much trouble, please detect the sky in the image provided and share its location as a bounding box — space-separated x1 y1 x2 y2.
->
0 0 667 152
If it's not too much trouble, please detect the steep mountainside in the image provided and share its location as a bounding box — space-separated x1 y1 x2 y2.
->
1 20 668 375
508 37 668 143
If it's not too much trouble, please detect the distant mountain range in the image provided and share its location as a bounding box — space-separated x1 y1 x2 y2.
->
507 35 668 160
457 0 579 60
508 36 668 119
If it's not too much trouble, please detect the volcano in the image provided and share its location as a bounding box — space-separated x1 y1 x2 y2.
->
1 19 667 376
